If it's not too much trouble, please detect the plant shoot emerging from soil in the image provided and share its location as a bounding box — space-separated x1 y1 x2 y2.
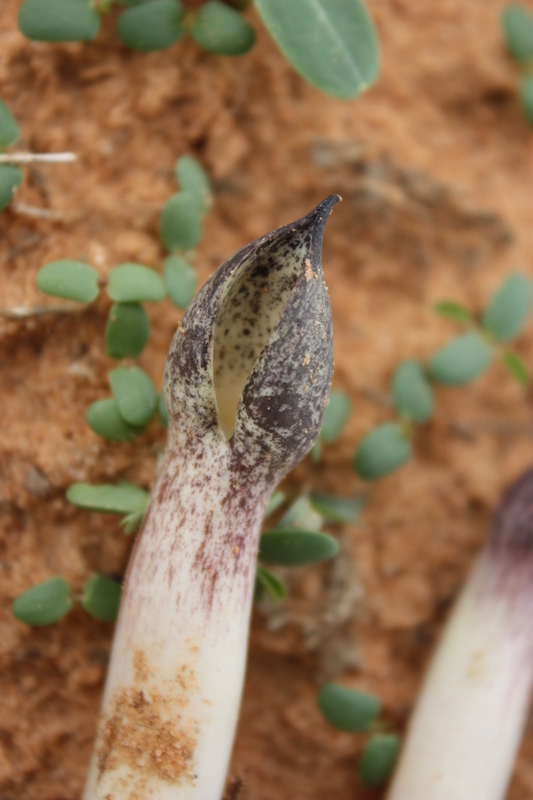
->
83 196 339 800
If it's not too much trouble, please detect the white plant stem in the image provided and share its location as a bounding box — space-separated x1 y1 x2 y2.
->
11 202 66 220
83 196 339 800
0 152 76 164
0 305 80 320
387 469 533 800
84 434 271 799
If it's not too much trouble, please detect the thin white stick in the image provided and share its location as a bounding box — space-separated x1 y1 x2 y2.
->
0 305 81 320
0 152 77 165
11 203 66 221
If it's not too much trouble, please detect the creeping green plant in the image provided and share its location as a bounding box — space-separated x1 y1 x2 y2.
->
17 0 380 100
12 574 121 626
25 172 212 627
354 273 533 481
35 155 211 442
0 98 23 212
318 683 400 788
0 97 76 214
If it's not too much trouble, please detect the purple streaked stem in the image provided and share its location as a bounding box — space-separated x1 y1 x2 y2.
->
83 196 339 800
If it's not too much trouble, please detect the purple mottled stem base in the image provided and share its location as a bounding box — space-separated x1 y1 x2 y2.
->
84 432 272 799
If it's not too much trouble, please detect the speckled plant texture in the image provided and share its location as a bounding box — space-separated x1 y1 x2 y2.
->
83 196 338 800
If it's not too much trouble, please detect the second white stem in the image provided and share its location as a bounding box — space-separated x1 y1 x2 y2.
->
387 552 533 800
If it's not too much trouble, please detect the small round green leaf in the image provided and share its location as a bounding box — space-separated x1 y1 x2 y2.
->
67 481 150 514
318 684 381 732
105 302 150 359
191 1 256 56
109 366 157 427
118 0 185 51
160 193 203 253
36 260 100 303
18 0 100 42
254 566 287 602
0 99 20 148
520 73 533 126
259 530 339 567
12 577 72 627
433 300 473 327
175 156 212 214
276 495 323 532
482 273 533 342
359 734 400 788
354 423 413 481
502 351 530 386
254 0 380 99
164 255 197 309
429 332 493 386
81 575 122 622
107 263 166 303
320 390 352 442
501 4 533 63
0 165 23 211
392 360 435 423
157 392 169 428
309 493 365 524
86 398 146 441
264 490 286 519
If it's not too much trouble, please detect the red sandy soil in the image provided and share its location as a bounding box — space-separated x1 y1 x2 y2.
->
1 0 533 797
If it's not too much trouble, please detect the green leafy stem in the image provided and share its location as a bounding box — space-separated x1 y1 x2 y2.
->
17 0 380 101
353 273 533 481
318 683 400 788
36 155 210 441
0 97 76 214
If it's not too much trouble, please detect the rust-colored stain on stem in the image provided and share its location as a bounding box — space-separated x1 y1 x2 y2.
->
96 649 198 798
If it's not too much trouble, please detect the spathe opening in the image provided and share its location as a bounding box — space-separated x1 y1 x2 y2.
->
213 230 311 440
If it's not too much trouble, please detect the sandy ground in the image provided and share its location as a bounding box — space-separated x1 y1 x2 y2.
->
1 0 533 797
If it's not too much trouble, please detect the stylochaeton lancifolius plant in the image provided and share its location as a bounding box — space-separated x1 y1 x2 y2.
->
12 168 354 626
78 195 340 799
12 194 348 798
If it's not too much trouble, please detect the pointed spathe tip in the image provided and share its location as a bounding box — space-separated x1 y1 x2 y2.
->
318 193 343 213
309 194 342 219
300 194 341 252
